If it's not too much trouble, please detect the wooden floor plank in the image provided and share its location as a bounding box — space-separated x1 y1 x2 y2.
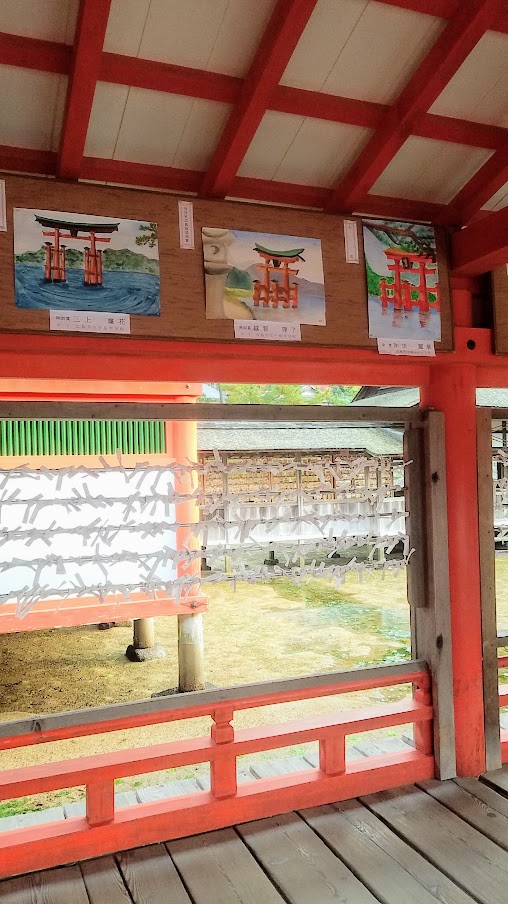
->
420 779 508 849
81 856 133 904
482 765 508 796
455 777 508 817
302 799 475 904
238 812 378 904
363 785 508 904
168 826 286 904
0 865 90 904
117 843 191 904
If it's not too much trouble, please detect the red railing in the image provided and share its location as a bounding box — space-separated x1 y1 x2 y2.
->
0 659 433 879
498 636 508 762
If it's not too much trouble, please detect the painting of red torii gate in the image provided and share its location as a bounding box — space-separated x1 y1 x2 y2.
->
363 218 441 342
14 208 161 316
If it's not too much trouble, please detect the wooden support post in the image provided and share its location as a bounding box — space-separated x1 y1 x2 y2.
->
86 780 114 826
413 673 434 756
421 365 485 776
477 407 501 771
319 736 346 775
133 618 155 649
405 414 456 779
174 414 205 692
210 707 237 799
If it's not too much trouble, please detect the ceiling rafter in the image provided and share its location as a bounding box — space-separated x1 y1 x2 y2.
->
57 0 112 181
1 30 507 153
326 0 501 213
439 144 508 225
0 31 70 73
451 205 508 274
199 0 319 199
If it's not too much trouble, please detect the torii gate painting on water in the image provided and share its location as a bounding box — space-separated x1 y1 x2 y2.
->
35 214 120 287
252 244 304 309
363 219 442 342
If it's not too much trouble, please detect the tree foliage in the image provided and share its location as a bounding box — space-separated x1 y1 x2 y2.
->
202 384 359 405
135 222 158 249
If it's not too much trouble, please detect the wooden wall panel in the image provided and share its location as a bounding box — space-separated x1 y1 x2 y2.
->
492 266 508 354
0 174 453 350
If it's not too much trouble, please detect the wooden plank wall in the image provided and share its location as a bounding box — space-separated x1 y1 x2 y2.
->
0 174 453 350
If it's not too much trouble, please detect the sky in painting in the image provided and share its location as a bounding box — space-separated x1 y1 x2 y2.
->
229 230 324 285
14 209 159 259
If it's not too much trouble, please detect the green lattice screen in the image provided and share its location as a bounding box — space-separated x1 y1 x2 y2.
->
0 421 166 456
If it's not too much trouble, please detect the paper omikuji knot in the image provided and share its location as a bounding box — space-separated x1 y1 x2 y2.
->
0 453 412 618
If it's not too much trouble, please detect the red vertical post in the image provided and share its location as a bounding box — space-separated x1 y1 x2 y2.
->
44 242 52 282
420 316 485 774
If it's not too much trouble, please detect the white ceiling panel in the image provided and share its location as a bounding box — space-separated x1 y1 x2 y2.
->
281 0 443 103
430 32 508 127
109 88 231 170
273 120 371 188
104 0 276 76
84 83 130 159
371 137 492 204
483 180 508 212
237 112 306 181
170 99 232 170
0 66 67 150
237 111 370 186
0 0 79 43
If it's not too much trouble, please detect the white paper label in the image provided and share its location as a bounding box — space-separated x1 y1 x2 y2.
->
377 338 435 356
234 320 302 342
343 219 359 263
178 200 195 249
0 180 6 232
50 310 131 334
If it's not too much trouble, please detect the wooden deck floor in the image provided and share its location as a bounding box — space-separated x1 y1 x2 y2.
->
2 769 508 903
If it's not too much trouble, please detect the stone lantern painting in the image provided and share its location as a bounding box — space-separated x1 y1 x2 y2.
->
202 228 326 325
363 218 441 341
14 208 160 316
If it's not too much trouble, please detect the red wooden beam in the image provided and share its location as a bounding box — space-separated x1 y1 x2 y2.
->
57 0 112 181
439 144 508 225
326 0 499 213
451 206 508 275
200 0 318 199
100 52 242 105
0 145 56 175
0 31 71 73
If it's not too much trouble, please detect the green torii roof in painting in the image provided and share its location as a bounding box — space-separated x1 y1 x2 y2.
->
34 216 120 235
254 244 305 261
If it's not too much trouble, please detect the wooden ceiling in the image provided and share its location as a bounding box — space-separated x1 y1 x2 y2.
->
0 0 506 227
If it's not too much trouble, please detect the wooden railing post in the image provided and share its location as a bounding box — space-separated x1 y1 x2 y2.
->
86 780 114 826
319 734 345 775
413 674 433 756
211 707 237 799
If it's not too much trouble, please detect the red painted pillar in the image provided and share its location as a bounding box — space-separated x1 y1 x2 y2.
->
421 337 485 772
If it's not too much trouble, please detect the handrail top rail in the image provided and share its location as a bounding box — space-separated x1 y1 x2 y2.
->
0 402 424 425
0 658 428 742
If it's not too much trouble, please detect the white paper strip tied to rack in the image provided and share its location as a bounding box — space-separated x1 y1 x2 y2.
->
0 452 411 618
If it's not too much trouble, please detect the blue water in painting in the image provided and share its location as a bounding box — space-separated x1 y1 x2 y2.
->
15 264 160 316
368 295 441 341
